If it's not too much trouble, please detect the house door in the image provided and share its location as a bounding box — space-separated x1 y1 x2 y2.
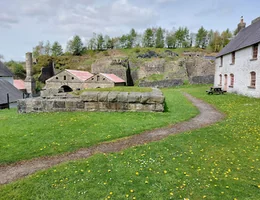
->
224 74 228 91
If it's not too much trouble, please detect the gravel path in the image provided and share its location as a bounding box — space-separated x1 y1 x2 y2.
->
0 93 224 185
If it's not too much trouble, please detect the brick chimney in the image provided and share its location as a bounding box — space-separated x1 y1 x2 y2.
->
237 16 246 33
24 52 36 96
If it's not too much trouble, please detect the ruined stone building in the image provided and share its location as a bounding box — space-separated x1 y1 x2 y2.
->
45 69 94 92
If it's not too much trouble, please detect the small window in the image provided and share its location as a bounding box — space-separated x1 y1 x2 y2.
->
219 74 222 86
72 77 74 80
231 52 235 64
220 56 223 67
56 77 58 80
103 78 105 81
250 71 256 88
252 44 258 59
91 78 94 80
64 76 66 80
97 76 100 81
230 74 234 87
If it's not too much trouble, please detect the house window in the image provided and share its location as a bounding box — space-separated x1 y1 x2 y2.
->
231 52 235 64
56 77 58 80
97 76 100 81
230 74 234 87
252 44 258 59
64 76 66 80
219 74 222 86
72 77 74 80
220 56 223 67
250 71 256 88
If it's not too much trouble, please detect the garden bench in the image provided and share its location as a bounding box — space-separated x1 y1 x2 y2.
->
206 87 226 95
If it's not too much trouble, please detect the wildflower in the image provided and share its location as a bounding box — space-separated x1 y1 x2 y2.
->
135 172 139 176
164 170 167 174
170 192 174 196
130 189 134 193
126 194 129 198
110 192 113 195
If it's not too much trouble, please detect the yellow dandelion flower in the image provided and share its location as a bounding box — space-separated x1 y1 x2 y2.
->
126 194 129 198
170 192 174 196
110 192 113 195
135 172 139 175
164 170 167 174
130 189 134 193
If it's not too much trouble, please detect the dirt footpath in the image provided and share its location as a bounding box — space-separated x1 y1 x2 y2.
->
0 93 224 185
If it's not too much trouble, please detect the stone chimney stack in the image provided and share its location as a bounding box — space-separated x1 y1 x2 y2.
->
25 52 36 96
237 16 246 33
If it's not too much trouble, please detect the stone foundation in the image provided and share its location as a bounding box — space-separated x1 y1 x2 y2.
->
17 88 165 113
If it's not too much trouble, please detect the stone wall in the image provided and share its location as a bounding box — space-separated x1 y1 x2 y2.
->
18 88 165 113
139 79 183 88
190 75 214 84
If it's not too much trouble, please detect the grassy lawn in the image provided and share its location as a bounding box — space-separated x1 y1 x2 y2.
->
0 89 197 164
0 86 259 199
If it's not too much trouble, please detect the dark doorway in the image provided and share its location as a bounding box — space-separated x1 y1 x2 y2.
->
60 85 73 93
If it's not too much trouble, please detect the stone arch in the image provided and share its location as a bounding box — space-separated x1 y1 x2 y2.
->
60 85 73 93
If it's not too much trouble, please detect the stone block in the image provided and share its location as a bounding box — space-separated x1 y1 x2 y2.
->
98 91 109 102
155 103 164 112
81 92 99 102
107 92 119 102
117 92 129 102
128 92 142 103
147 94 165 104
85 102 99 111
140 93 151 103
54 100 65 109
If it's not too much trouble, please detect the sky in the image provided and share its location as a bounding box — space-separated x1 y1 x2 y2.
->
0 0 260 61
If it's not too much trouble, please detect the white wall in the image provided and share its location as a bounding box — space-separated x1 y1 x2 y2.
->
215 44 260 98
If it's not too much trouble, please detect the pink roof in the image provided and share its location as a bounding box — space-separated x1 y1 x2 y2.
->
66 69 93 81
13 79 25 90
100 73 125 83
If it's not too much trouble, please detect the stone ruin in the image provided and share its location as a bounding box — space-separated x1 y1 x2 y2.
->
17 88 165 113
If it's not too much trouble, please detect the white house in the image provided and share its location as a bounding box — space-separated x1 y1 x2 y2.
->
215 17 260 98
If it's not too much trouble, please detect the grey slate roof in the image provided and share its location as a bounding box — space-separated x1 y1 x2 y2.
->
0 61 13 77
0 80 23 104
217 19 260 57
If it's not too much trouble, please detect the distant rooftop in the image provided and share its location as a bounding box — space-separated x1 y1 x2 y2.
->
0 80 23 104
0 61 13 77
100 73 125 83
66 69 93 81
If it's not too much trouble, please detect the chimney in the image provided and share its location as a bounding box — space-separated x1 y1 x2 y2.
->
237 16 246 33
24 52 36 96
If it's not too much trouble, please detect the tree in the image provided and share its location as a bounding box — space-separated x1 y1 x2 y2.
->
5 60 26 79
196 26 208 48
155 27 164 48
221 29 232 47
128 28 137 48
97 34 105 50
44 40 51 55
209 31 222 52
33 41 44 58
119 35 128 49
143 28 154 47
66 35 83 55
51 41 63 56
166 32 176 48
175 27 190 48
